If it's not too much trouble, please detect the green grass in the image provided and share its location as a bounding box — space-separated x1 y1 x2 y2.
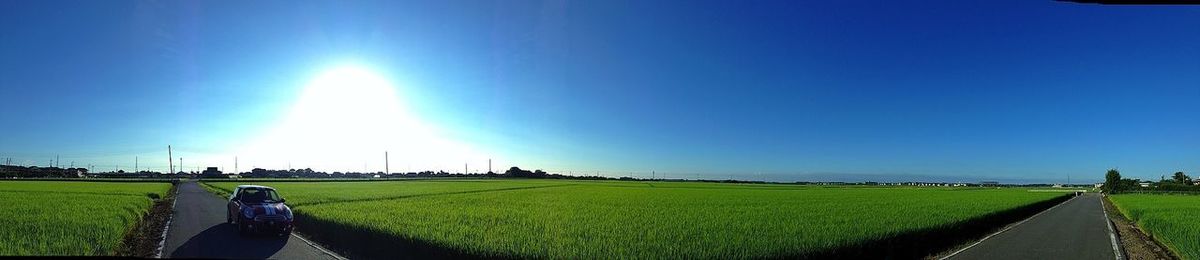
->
0 181 172 256
203 179 564 206
1110 194 1200 260
204 179 1065 258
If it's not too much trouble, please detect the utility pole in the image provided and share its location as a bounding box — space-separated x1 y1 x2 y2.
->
488 159 492 173
135 156 138 173
168 145 174 174
55 154 59 168
180 158 183 174
465 163 468 174
235 156 238 174
385 151 389 175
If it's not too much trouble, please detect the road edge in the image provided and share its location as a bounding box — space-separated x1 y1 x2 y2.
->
1101 195 1179 260
115 182 178 257
155 181 180 258
1099 194 1125 260
291 231 349 260
937 194 1078 260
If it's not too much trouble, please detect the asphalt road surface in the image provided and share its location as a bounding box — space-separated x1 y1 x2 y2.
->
163 181 341 259
948 193 1120 260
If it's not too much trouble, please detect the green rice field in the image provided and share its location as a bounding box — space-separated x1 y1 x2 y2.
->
1110 194 1200 260
204 179 1067 258
0 181 172 255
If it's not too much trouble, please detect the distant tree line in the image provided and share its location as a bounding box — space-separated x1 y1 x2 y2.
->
0 165 89 178
1103 169 1198 193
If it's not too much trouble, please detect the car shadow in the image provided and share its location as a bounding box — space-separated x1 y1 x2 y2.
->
170 223 289 259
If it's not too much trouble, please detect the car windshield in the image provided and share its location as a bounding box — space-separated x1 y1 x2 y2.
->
239 188 281 203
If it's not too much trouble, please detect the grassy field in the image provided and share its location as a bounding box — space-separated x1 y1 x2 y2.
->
0 181 172 255
204 179 1067 258
204 179 559 206
1110 194 1200 260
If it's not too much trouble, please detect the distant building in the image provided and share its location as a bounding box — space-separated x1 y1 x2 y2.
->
201 167 222 177
1139 182 1152 188
980 181 999 187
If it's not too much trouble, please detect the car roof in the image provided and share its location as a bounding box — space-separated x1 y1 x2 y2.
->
235 185 274 190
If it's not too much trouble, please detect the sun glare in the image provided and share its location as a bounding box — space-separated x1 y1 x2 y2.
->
236 65 487 172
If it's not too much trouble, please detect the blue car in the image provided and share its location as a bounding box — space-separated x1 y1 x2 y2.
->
226 185 294 237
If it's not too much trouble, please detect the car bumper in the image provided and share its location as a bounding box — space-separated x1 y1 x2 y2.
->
242 216 293 233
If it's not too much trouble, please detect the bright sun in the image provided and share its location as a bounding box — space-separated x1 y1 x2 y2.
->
236 65 487 172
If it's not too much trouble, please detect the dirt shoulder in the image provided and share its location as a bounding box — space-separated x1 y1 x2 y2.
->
117 183 178 257
1101 195 1177 260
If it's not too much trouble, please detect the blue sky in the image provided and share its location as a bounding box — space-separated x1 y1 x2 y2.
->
1 1 1197 183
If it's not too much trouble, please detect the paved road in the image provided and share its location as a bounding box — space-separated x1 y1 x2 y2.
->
163 181 340 259
948 193 1119 260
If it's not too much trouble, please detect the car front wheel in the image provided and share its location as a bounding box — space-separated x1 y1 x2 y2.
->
234 217 248 236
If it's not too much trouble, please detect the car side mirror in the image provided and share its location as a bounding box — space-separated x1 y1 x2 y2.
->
280 198 286 203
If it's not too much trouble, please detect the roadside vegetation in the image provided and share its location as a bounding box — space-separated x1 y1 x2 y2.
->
204 179 1067 259
0 181 172 255
1103 169 1197 259
203 179 564 206
1110 194 1199 260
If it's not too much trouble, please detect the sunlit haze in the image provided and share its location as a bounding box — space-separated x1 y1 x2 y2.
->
234 64 494 173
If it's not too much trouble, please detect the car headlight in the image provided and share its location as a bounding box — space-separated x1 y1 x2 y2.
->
242 207 254 218
282 207 293 220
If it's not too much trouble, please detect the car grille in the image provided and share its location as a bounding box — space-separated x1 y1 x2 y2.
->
254 215 287 222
